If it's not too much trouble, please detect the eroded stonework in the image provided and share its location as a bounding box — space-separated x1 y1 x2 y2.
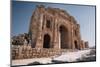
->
29 5 88 50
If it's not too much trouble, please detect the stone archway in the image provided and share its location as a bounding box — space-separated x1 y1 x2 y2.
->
59 25 69 49
43 34 51 48
74 41 78 49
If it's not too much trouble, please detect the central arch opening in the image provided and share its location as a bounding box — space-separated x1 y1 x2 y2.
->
43 34 51 48
59 25 69 49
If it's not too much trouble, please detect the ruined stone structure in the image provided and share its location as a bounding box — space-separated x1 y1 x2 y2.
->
12 33 31 46
29 5 88 50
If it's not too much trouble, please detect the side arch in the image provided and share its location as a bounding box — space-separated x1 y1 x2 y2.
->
74 40 78 49
43 34 51 48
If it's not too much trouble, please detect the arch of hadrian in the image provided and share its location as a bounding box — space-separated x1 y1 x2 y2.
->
29 5 89 50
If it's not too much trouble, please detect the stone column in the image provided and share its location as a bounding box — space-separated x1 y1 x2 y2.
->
53 19 59 49
71 25 75 49
58 31 61 49
77 24 82 50
35 14 43 49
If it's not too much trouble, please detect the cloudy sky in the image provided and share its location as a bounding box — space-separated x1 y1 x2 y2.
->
12 1 96 47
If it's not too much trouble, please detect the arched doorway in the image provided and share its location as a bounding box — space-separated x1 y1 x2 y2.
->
74 41 78 49
43 34 51 48
59 25 69 49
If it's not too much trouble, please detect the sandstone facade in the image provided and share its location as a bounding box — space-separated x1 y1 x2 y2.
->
29 5 88 50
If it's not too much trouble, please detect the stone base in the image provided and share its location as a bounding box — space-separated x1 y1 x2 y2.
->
12 48 61 60
12 45 80 60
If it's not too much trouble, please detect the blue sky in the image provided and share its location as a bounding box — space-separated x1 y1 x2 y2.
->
12 1 96 47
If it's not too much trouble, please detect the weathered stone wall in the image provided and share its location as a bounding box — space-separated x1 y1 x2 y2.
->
12 45 62 60
12 45 78 60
